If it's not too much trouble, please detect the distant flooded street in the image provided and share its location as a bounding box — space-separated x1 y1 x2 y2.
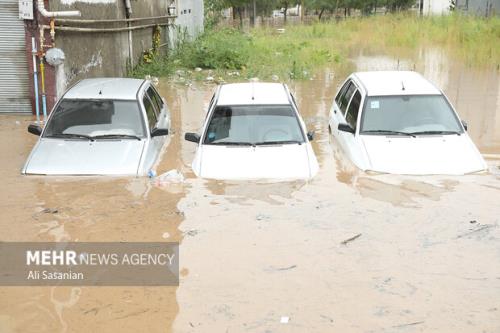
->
0 48 499 332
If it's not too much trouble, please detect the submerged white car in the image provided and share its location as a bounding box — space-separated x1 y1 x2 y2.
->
328 71 487 175
23 78 170 176
185 82 319 180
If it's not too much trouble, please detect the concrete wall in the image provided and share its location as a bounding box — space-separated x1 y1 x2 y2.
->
456 0 500 15
173 0 204 41
44 0 203 97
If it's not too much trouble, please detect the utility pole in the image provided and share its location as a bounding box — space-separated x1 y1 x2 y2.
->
253 0 257 25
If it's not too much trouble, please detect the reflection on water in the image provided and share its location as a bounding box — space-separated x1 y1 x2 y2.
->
0 46 499 332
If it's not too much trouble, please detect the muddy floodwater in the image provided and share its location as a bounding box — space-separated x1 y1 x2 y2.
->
1 50 499 333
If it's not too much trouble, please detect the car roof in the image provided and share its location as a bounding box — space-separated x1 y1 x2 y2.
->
353 71 441 96
217 82 290 106
63 78 146 100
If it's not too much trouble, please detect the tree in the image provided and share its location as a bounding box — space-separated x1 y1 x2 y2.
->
277 0 300 23
205 0 228 28
384 0 415 12
223 0 248 28
305 0 336 20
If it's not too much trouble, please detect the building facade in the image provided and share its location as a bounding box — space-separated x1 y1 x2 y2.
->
421 0 451 15
456 0 500 16
0 0 204 115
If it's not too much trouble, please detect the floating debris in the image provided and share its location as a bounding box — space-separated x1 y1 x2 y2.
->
456 223 496 239
41 208 58 214
255 214 270 221
184 229 199 237
392 321 425 328
276 265 296 271
341 233 362 245
154 169 185 186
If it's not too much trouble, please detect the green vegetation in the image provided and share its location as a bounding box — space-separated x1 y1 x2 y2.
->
129 14 500 81
206 0 417 24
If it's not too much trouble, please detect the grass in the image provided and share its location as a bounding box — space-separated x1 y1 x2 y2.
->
129 13 500 81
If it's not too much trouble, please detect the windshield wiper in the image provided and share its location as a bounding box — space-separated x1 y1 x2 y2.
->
362 130 415 137
46 133 93 140
210 141 253 146
253 140 303 146
409 130 461 136
91 134 142 140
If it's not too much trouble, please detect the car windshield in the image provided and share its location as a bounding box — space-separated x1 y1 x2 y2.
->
43 99 146 138
360 95 463 135
203 105 305 145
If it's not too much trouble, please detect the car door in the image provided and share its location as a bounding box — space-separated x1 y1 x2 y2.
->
330 79 356 138
140 85 168 173
148 85 170 131
341 89 363 164
200 89 220 143
289 91 307 133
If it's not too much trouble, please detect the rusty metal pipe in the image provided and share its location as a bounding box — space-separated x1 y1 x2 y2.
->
55 15 176 24
43 22 172 33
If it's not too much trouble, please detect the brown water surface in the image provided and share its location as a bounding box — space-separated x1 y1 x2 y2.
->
0 50 499 332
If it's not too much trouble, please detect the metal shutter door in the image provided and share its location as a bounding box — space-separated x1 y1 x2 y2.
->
0 0 31 113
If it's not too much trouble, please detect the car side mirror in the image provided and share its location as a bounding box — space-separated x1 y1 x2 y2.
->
151 128 169 137
185 132 200 143
461 120 468 131
28 124 42 136
307 131 314 141
338 123 355 134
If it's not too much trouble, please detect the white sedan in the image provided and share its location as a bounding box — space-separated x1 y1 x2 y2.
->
23 78 170 176
328 71 487 175
185 82 319 180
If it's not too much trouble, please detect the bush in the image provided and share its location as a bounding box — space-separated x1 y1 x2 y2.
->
178 28 251 70
129 14 500 81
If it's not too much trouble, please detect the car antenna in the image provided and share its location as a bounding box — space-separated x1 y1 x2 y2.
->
99 89 103 95
251 82 255 101
401 81 405 91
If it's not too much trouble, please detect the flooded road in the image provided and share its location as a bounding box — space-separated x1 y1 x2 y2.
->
1 50 499 332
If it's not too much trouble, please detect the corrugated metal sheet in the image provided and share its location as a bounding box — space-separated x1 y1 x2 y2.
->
456 0 500 16
0 0 31 113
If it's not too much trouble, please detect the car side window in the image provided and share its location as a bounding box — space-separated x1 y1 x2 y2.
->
205 94 216 120
337 81 357 116
208 94 215 111
290 92 298 108
146 87 162 115
335 80 350 105
345 90 362 130
143 95 157 130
